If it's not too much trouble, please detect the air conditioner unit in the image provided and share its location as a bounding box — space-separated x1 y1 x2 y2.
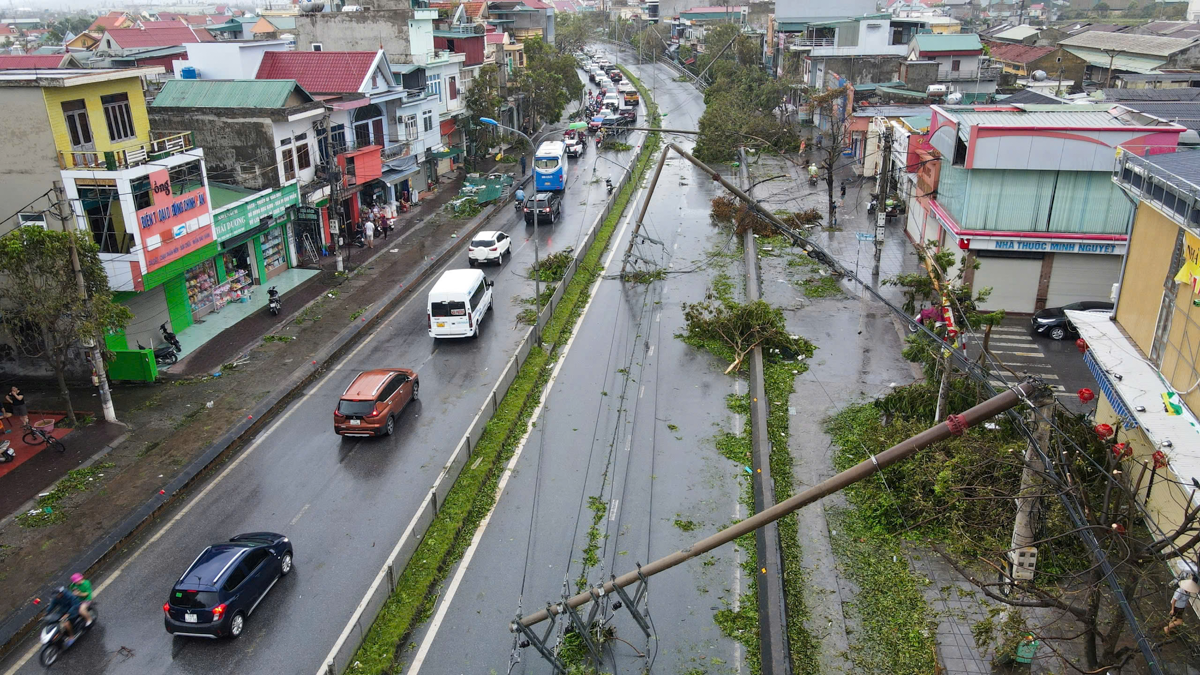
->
18 213 47 228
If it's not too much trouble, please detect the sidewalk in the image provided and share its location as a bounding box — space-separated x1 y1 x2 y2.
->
170 173 469 377
0 166 517 647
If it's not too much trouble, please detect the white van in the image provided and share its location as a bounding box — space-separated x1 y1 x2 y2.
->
428 269 493 339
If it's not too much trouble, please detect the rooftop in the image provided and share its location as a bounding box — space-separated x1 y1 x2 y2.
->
255 50 382 94
935 103 1181 141
1058 30 1199 57
152 79 315 109
1103 87 1200 102
1105 101 1200 130
984 40 1055 64
0 66 165 87
910 32 983 53
103 26 208 49
0 54 77 70
992 24 1040 41
680 5 748 13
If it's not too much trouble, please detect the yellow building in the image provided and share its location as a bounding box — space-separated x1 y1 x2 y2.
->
0 66 164 234
1074 149 1200 612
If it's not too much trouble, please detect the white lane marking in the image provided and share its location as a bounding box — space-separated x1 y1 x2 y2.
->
655 311 661 322
989 350 1044 358
290 503 311 526
2 259 445 675
639 385 645 399
407 176 647 675
647 345 654 357
609 499 619 521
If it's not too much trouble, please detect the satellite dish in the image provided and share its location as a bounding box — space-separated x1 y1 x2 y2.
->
946 91 964 104
1032 70 1047 81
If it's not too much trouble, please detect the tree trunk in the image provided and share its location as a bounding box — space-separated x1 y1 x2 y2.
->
935 349 951 423
45 327 77 426
1083 575 1103 670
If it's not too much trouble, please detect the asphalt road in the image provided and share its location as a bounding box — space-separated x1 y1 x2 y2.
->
402 52 746 675
0 72 650 675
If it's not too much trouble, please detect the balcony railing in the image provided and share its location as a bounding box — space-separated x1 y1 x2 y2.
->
939 67 1003 81
381 141 415 161
1114 149 1200 231
791 37 835 48
60 132 195 171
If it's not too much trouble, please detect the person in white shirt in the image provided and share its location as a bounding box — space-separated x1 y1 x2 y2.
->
1166 577 1198 635
363 219 375 249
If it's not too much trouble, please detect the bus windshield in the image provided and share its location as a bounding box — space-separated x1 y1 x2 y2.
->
535 157 560 171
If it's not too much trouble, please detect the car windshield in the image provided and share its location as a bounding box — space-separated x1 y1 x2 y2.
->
431 300 467 317
471 239 495 248
169 589 219 609
338 399 375 416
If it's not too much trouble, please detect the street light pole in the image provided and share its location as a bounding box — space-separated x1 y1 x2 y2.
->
480 117 550 342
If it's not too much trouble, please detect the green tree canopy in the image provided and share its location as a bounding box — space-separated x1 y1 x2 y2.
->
464 63 504 158
512 36 584 133
0 227 131 423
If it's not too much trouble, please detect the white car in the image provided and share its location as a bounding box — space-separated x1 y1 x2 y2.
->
468 230 511 266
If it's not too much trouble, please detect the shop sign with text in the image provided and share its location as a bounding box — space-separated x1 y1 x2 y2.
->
213 183 300 242
138 169 213 273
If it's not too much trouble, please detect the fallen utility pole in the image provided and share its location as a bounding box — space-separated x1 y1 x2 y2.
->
512 379 1040 632
739 148 792 675
620 141 847 280
873 124 892 277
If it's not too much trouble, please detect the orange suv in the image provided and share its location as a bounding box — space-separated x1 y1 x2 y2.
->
333 368 419 438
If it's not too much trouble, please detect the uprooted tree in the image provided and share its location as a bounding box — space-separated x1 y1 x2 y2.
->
680 295 805 374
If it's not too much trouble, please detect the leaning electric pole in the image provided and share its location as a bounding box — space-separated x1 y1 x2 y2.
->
873 124 892 277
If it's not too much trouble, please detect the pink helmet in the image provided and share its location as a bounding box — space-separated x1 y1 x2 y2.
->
70 573 83 584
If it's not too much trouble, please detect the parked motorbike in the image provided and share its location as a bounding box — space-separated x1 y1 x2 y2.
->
38 601 98 667
0 440 14 464
137 340 179 366
160 323 182 353
267 287 282 316
808 174 818 187
867 197 878 216
605 178 614 195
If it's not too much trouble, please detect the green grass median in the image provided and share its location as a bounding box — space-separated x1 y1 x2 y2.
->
347 67 662 675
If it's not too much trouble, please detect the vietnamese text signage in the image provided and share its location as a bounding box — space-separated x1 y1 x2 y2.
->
137 169 213 273
984 239 1123 255
213 183 300 242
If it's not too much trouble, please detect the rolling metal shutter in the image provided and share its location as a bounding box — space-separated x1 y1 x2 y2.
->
1045 253 1122 308
974 254 1044 313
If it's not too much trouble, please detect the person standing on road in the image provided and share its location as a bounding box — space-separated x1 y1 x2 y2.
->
6 386 27 429
1167 577 1199 635
520 155 527 176
363 218 375 250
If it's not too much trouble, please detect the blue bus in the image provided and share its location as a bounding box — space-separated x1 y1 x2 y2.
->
534 141 568 192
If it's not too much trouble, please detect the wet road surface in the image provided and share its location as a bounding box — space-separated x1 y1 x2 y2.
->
402 51 747 675
0 70 651 675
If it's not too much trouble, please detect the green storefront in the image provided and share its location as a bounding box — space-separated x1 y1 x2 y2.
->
106 183 301 352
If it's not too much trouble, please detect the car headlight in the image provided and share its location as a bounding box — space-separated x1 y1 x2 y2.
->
1035 317 1055 323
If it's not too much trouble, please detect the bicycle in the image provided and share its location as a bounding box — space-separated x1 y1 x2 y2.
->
23 422 65 453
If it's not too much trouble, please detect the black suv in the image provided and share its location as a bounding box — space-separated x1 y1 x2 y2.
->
164 532 293 639
523 192 562 225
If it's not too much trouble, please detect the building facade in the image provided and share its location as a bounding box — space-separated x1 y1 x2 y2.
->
925 103 1186 313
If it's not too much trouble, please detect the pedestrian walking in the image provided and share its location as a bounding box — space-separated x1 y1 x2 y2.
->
840 181 847 198
520 155 527 176
380 207 392 240
363 219 375 249
1166 577 1199 635
6 386 27 430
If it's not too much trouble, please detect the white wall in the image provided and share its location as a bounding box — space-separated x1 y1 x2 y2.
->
408 17 434 61
271 117 320 186
172 40 290 79
775 0 877 21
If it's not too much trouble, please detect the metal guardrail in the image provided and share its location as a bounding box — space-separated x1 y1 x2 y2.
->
939 67 1002 81
790 37 835 47
1114 149 1200 231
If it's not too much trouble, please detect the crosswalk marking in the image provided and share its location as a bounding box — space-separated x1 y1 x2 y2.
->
989 350 1045 358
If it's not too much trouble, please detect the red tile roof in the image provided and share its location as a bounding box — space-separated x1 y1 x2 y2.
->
0 54 71 70
984 40 1055 64
256 50 378 94
88 14 129 32
430 1 487 16
194 27 216 42
521 0 552 9
0 24 15 36
486 31 507 44
552 1 576 12
139 20 186 29
103 26 206 49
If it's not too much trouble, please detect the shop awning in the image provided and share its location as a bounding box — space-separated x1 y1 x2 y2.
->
430 148 463 159
1069 309 1200 481
222 220 277 251
440 118 457 136
382 156 422 184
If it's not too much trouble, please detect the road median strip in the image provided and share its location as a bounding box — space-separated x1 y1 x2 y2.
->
332 66 661 675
